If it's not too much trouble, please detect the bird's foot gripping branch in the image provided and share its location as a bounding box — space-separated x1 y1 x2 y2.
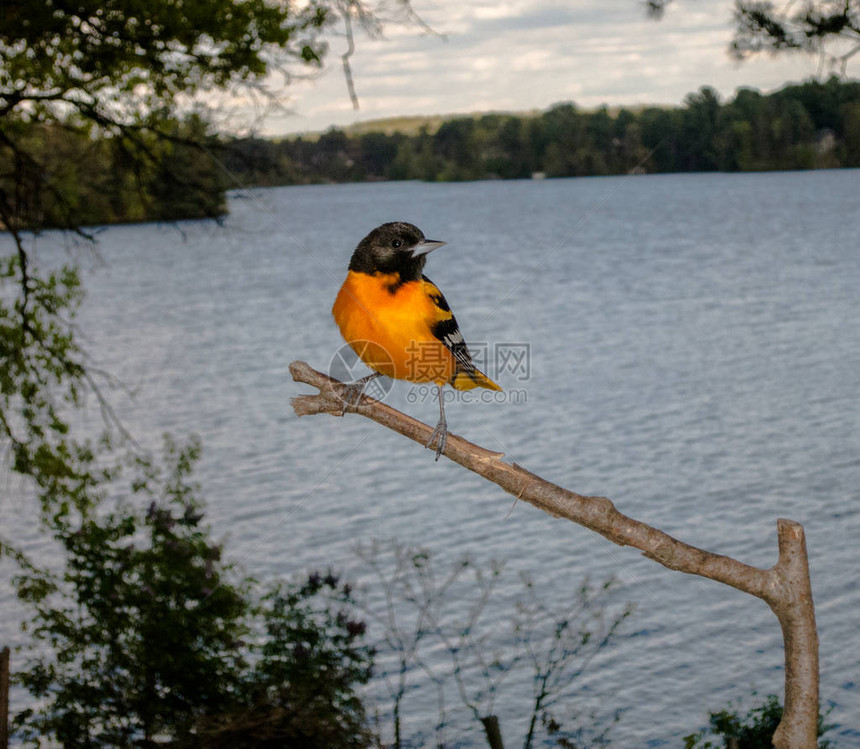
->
290 359 820 749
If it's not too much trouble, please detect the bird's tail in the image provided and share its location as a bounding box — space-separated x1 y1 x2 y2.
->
451 367 502 392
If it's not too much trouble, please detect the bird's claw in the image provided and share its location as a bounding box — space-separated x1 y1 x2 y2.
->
338 382 367 415
337 372 383 415
426 419 448 461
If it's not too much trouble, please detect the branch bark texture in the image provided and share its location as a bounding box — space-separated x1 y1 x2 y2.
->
289 360 819 748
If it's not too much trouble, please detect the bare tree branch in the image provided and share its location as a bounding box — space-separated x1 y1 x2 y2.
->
289 360 820 749
340 5 361 110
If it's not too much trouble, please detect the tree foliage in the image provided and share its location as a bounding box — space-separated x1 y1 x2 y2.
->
647 0 860 74
0 0 436 231
732 0 860 73
12 438 248 745
0 238 93 522
11 438 374 747
0 0 330 232
683 692 834 749
0 114 227 229
0 0 333 518
206 574 373 748
0 0 328 118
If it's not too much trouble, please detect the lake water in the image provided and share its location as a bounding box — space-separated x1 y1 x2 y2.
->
2 171 859 746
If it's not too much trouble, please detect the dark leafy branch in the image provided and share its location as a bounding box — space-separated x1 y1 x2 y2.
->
646 0 860 74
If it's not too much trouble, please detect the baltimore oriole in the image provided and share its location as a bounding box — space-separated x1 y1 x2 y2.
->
332 221 501 460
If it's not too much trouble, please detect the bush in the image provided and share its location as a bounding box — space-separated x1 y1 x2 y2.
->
11 438 373 748
683 692 834 749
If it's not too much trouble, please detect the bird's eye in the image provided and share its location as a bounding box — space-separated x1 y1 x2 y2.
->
392 239 402 249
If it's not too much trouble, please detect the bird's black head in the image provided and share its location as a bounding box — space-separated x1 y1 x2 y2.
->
348 222 446 281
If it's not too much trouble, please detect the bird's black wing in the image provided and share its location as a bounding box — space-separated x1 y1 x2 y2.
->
423 274 476 375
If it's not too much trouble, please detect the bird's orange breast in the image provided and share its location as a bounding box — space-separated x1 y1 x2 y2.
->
332 271 456 385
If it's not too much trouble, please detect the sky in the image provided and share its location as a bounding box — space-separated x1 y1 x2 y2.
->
248 0 826 136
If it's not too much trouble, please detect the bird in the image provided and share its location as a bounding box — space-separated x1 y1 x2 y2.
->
332 221 501 460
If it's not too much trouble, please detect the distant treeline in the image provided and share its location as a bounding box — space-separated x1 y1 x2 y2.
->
224 77 860 185
4 78 859 229
0 114 227 230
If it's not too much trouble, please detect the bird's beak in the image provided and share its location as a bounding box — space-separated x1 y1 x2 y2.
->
413 238 447 256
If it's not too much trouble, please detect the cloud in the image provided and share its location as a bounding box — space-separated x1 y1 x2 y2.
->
255 0 821 135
